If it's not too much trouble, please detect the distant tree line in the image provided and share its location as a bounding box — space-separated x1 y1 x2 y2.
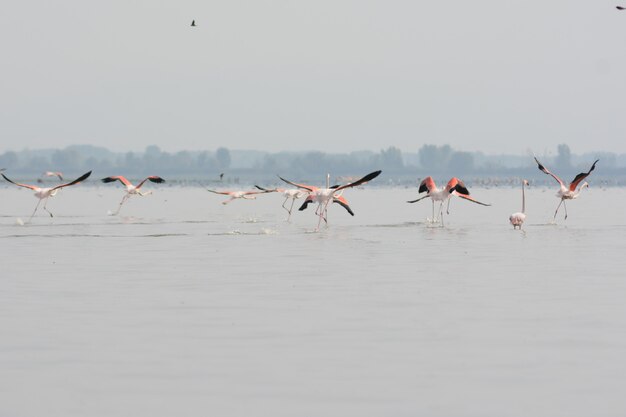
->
0 143 624 183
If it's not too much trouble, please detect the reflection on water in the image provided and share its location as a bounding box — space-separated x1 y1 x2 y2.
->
1 187 626 417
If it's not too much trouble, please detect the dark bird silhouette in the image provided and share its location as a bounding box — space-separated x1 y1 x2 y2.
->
191 20 197 26
219 173 224 180
617 6 625 10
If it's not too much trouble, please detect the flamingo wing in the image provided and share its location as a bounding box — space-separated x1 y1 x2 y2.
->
298 195 315 211
278 176 317 192
334 170 382 192
407 194 431 204
333 195 354 216
101 176 132 187
136 176 165 189
242 190 272 196
569 159 598 191
1 173 39 190
453 190 491 206
534 157 565 188
446 178 470 194
254 185 277 192
418 176 436 193
51 171 92 191
206 189 234 196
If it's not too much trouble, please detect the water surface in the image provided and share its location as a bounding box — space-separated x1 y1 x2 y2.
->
1 185 625 417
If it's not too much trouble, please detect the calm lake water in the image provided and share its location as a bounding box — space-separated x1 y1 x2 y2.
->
1 183 625 417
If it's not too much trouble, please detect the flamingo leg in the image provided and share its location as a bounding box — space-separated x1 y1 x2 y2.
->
222 197 235 205
43 197 53 217
113 194 130 215
553 199 564 220
439 201 445 227
431 199 435 222
29 199 42 222
563 200 568 220
446 198 452 215
281 196 290 213
286 198 296 221
315 203 324 231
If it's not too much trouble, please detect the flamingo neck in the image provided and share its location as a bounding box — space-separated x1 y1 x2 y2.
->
574 183 588 197
521 182 526 214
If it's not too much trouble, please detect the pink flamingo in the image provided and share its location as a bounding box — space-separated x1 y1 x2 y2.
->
2 171 92 221
254 185 309 221
534 157 598 220
407 176 490 226
206 188 272 205
38 171 64 182
509 179 529 229
278 170 382 230
101 175 165 215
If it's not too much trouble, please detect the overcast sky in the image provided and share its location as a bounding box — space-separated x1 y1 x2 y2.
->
1 0 625 155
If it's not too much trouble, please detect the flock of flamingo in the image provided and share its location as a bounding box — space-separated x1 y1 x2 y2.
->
0 157 599 231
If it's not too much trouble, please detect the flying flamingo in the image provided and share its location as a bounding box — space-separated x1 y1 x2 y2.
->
278 170 382 231
1 171 92 221
407 177 490 226
534 157 598 220
206 188 272 205
509 179 529 229
43 171 64 181
254 185 310 221
101 175 165 215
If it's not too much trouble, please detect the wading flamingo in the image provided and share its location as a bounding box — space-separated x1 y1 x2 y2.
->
101 175 165 215
278 170 382 231
255 185 309 221
534 157 598 220
407 177 490 226
509 179 529 229
206 188 272 205
2 171 92 221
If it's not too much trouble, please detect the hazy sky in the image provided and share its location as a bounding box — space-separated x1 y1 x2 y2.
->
1 0 625 154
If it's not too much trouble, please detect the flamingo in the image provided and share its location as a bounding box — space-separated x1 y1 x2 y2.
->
206 188 272 205
101 175 165 215
1 171 92 221
278 170 382 231
254 185 310 221
42 171 64 181
509 179 529 229
407 177 490 226
534 157 598 220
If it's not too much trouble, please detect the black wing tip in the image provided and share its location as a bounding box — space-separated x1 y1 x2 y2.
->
101 177 116 183
149 177 165 183
454 184 470 195
533 157 546 171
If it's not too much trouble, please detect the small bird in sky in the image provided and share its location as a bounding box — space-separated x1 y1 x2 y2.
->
191 20 197 26
617 6 625 10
